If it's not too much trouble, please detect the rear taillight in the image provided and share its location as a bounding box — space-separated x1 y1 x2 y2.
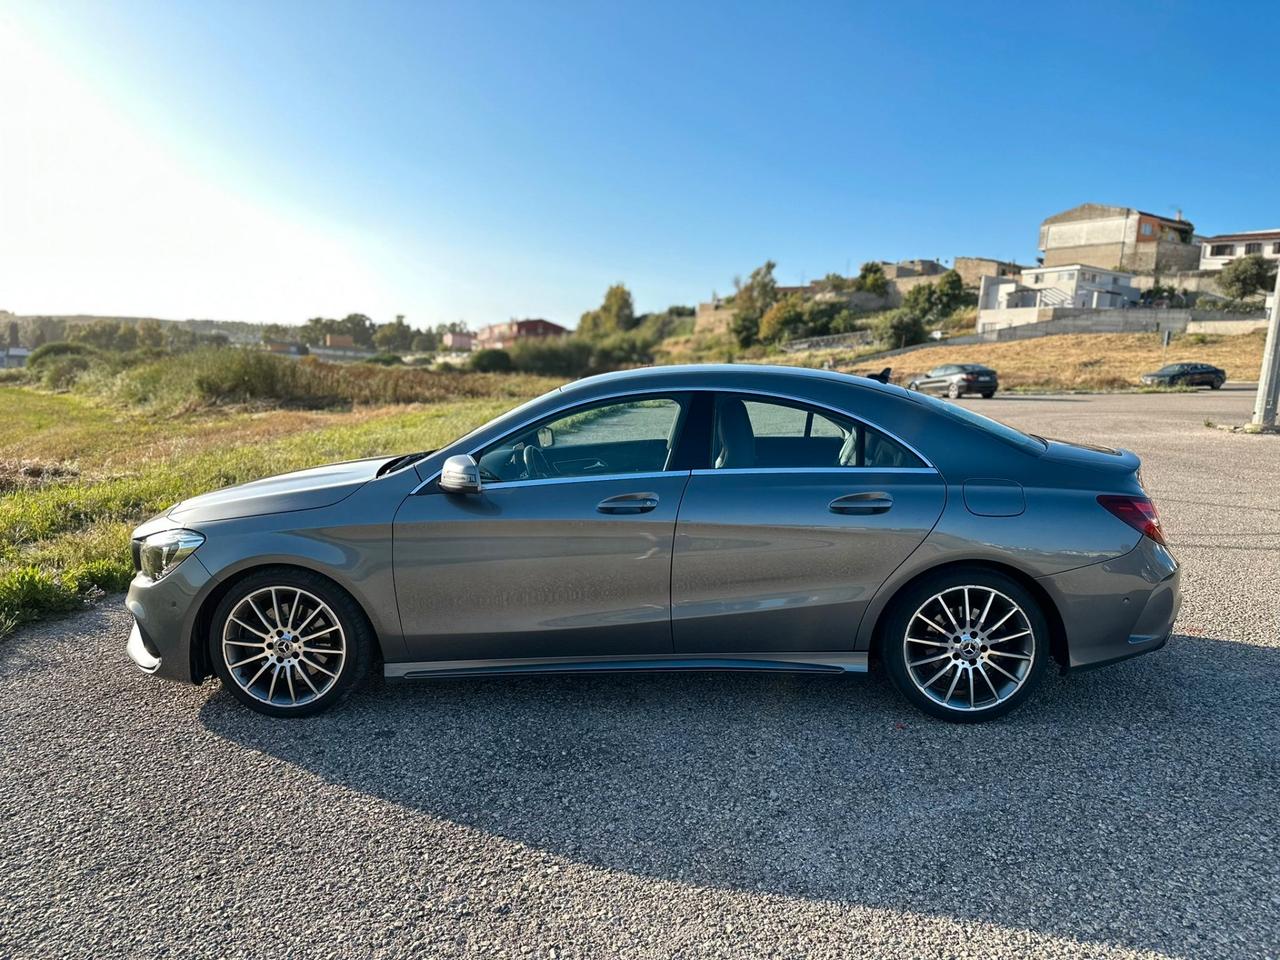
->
1097 495 1165 546
963 374 978 381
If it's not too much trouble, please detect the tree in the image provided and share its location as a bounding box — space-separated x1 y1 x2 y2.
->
135 318 166 349
1218 254 1277 300
730 260 778 347
933 270 964 314
758 294 806 342
877 308 927 348
373 314 414 353
578 284 637 339
854 261 887 296
411 333 436 352
6 321 18 349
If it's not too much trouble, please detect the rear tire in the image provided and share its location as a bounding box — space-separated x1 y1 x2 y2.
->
947 383 961 399
980 391 995 399
882 568 1049 723
209 568 372 718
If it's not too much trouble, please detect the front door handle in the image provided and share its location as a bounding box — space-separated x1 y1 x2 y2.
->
829 492 893 515
597 492 660 515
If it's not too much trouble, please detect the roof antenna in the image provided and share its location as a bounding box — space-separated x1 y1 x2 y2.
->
868 367 892 384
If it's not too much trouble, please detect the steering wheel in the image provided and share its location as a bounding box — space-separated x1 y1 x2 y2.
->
522 444 551 479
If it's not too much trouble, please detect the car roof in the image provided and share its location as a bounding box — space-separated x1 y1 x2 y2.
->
561 363 910 398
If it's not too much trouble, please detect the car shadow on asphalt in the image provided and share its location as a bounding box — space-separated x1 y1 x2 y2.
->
200 634 1279 959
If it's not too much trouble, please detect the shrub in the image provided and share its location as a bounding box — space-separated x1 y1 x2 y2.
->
875 309 927 348
364 353 404 366
27 341 100 366
469 348 513 373
507 338 592 376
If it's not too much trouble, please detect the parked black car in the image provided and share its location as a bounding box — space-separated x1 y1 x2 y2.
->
908 364 998 399
1139 362 1226 389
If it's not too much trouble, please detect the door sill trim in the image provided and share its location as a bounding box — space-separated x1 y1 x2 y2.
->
386 651 868 680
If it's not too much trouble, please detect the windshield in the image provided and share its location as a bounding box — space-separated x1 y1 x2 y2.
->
1157 364 1183 374
911 391 1045 454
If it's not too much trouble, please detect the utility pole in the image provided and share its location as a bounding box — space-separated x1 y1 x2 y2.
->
1252 264 1280 427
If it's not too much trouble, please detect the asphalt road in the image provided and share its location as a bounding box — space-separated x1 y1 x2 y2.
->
2 387 1278 960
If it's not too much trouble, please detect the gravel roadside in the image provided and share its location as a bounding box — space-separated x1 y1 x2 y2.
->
2 388 1277 960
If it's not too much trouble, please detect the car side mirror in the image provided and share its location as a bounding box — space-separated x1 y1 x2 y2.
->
537 426 555 448
439 454 482 494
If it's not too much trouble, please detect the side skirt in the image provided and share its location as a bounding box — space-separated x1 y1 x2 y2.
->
386 652 869 680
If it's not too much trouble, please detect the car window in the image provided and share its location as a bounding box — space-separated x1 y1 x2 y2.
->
712 395 925 470
911 391 1046 454
476 396 685 483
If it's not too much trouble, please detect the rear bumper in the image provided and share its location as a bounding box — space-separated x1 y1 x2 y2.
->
124 555 213 684
1037 536 1181 671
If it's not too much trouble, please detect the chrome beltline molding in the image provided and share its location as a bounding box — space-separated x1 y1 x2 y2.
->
386 651 870 678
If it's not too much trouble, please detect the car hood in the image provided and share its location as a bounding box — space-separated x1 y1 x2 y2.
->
168 457 386 523
1039 437 1140 474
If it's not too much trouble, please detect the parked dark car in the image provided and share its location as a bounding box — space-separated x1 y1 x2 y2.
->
908 364 998 398
1140 362 1226 389
125 365 1179 723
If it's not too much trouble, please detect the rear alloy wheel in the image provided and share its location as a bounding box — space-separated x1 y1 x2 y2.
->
947 383 962 399
883 570 1048 722
210 569 371 717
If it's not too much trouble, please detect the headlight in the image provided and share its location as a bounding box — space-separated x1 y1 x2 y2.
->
138 529 205 581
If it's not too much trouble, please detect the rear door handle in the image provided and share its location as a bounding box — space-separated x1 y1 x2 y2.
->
829 492 893 515
597 492 660 515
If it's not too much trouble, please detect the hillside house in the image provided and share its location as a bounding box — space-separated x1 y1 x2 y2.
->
475 318 568 349
1198 229 1280 271
1039 204 1200 274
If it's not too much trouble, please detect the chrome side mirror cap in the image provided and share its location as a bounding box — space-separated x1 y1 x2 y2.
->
439 454 482 494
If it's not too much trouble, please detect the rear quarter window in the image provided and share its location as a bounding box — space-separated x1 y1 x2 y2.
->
911 392 1045 455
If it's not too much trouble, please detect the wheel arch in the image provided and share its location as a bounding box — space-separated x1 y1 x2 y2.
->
867 558 1069 670
189 562 385 683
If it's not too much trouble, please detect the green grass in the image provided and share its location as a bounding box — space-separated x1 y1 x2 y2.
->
0 381 545 638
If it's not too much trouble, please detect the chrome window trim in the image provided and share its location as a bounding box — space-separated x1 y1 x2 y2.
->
475 470 689 491
410 384 935 494
692 466 938 476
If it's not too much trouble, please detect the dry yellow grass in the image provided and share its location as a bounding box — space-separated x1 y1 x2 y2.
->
842 330 1267 391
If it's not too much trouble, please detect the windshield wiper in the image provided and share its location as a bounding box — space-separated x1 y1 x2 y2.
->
375 450 434 478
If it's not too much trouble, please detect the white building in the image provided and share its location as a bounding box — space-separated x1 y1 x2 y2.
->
1199 230 1280 271
980 265 1139 310
976 265 1140 333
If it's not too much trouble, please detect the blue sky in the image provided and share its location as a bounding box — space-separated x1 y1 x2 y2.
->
2 0 1278 327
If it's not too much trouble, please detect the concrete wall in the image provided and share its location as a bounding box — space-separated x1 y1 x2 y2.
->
1184 317 1270 335
977 307 1266 338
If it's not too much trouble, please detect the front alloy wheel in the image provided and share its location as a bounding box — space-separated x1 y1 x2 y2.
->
883 570 1048 722
210 569 371 717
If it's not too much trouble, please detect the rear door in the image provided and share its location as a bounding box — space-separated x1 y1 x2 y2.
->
671 393 946 653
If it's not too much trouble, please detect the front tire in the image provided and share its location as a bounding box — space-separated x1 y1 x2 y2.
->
1211 379 1223 390
882 569 1049 722
209 568 372 717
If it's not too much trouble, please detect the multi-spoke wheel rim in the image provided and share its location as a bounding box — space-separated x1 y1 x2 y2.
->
903 585 1035 713
221 587 346 708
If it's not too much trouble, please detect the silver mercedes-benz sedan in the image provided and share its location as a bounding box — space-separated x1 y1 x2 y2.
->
125 364 1180 722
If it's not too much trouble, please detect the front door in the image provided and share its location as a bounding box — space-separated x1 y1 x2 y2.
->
671 394 946 653
393 395 693 663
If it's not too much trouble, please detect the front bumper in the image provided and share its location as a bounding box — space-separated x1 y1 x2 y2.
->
1037 535 1181 671
124 554 214 684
